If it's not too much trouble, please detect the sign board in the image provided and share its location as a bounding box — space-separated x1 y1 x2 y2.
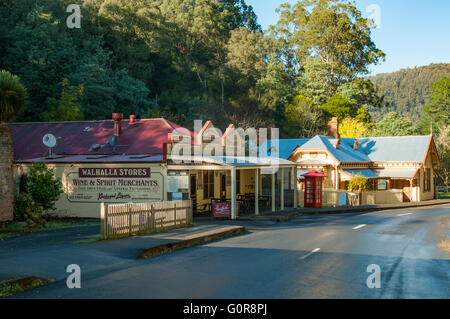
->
212 201 239 218
167 171 189 193
172 192 183 201
63 167 163 202
338 193 347 206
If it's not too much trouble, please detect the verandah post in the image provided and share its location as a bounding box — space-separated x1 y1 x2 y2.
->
174 202 177 226
100 202 106 239
128 206 132 236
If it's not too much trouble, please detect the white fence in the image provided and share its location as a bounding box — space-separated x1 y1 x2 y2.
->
100 200 192 239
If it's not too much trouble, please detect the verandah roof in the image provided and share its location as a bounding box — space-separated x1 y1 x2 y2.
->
343 168 418 179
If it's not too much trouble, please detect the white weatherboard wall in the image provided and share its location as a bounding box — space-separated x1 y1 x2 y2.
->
14 163 166 218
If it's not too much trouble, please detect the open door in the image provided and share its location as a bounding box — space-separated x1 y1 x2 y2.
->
220 173 226 199
402 180 411 202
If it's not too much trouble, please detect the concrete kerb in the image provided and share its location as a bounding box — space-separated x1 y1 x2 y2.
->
138 226 246 259
275 199 450 223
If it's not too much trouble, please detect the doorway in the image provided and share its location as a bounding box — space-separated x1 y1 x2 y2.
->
190 174 197 213
220 173 226 199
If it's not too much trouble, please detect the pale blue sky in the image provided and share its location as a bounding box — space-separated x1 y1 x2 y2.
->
246 0 450 75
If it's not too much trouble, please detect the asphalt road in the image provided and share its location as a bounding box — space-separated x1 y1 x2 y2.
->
9 204 450 299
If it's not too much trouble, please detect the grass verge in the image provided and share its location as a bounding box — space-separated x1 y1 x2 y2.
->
72 234 102 244
0 277 54 298
0 218 99 240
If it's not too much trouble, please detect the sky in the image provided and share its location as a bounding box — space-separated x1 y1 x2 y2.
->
245 0 450 75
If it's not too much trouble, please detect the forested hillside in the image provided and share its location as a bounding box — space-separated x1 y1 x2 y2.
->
368 63 450 121
0 0 387 136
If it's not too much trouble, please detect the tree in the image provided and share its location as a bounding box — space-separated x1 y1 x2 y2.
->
283 95 324 138
337 78 384 124
434 125 450 185
219 0 261 31
41 78 84 122
272 0 385 104
320 94 354 120
370 112 417 136
226 27 270 86
355 105 373 125
0 70 27 122
339 117 368 138
418 77 450 134
320 78 382 124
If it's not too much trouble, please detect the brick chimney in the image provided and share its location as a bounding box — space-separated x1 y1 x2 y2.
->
327 117 340 149
129 114 136 124
112 113 123 136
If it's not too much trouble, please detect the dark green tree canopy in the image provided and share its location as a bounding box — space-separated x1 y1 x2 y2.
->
1 0 389 136
0 70 28 122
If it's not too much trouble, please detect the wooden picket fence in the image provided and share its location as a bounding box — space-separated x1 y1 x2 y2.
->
100 200 192 239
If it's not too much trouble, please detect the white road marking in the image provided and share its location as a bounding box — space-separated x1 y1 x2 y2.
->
299 248 321 260
352 224 367 230
397 212 413 216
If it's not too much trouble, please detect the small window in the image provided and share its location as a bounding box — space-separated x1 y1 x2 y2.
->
424 168 431 191
377 179 387 190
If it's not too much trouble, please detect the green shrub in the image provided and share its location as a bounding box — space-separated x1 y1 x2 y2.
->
26 162 63 211
13 190 43 224
13 163 63 225
348 173 372 191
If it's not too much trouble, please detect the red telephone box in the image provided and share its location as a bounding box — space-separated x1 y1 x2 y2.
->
302 170 325 208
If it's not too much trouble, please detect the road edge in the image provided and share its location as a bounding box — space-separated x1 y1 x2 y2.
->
138 226 246 259
276 200 450 223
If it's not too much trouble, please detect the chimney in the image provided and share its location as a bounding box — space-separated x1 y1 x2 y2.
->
353 140 359 150
129 114 136 124
327 117 340 149
112 113 123 136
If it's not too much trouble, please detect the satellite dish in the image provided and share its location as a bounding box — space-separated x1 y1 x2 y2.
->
43 134 57 148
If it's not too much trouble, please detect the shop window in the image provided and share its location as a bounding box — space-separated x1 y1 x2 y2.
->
236 170 241 194
377 179 387 190
203 171 215 199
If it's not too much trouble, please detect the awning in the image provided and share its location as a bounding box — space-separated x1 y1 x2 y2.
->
372 168 418 178
167 155 296 169
343 168 418 179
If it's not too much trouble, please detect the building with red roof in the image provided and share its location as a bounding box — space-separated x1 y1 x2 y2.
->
10 114 295 219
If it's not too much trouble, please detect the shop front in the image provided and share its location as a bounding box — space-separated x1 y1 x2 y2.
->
167 155 298 219
14 158 166 218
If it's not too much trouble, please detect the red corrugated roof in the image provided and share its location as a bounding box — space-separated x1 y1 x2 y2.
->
9 118 193 162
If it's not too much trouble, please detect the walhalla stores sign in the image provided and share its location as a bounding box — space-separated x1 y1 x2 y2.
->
63 167 163 202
